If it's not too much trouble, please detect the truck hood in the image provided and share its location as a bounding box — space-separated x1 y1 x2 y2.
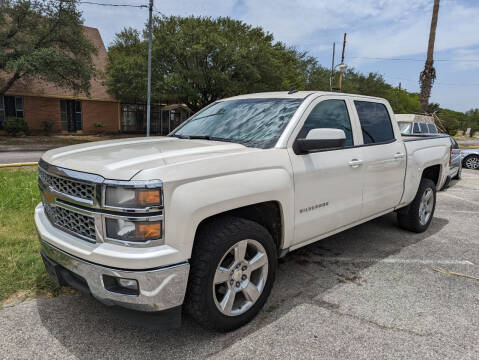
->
42 137 254 180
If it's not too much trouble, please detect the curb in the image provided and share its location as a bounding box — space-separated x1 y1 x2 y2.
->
0 162 38 168
0 147 55 152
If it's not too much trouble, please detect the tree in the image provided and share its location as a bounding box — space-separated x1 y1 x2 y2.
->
0 0 96 96
419 0 440 113
106 16 307 111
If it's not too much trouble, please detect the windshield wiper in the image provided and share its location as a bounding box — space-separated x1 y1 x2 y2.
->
170 134 240 144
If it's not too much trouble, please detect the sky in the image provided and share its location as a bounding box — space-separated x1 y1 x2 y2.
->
79 0 479 112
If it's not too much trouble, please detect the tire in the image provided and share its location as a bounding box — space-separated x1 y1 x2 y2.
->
397 178 436 233
463 155 479 170
185 216 277 332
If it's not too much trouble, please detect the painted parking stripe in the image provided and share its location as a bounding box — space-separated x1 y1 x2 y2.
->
440 192 479 206
316 257 474 265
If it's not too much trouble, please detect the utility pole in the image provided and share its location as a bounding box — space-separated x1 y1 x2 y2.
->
329 42 335 91
338 33 347 92
146 0 153 136
420 0 440 114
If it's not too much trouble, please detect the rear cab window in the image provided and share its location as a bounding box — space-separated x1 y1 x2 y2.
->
353 101 395 144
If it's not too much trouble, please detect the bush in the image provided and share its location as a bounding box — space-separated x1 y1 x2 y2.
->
4 116 28 136
93 122 105 134
42 120 54 135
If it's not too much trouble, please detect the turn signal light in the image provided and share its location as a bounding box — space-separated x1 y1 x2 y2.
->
136 222 162 240
136 189 162 207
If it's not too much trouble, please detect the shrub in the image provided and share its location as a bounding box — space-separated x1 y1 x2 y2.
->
4 116 28 136
93 122 105 134
42 120 54 135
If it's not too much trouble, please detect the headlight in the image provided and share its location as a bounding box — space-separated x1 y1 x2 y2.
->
105 182 162 210
105 218 163 243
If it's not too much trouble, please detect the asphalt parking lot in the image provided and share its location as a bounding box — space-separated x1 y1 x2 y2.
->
1 170 478 360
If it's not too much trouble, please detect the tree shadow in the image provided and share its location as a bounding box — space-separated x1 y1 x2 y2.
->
36 213 449 359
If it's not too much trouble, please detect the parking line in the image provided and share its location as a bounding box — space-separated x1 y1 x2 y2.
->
440 192 479 206
316 257 474 265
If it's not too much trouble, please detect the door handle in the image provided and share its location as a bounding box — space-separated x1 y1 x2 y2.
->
394 152 405 159
348 159 363 168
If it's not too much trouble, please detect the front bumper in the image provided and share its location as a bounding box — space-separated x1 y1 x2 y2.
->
40 239 189 312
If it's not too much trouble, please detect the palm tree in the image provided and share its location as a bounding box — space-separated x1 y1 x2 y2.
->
420 0 440 113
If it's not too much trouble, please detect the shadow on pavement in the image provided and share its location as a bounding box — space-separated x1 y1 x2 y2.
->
36 213 448 359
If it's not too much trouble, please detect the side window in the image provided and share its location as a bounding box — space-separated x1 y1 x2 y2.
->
354 101 394 144
419 123 429 133
413 123 421 133
427 123 438 134
298 99 353 146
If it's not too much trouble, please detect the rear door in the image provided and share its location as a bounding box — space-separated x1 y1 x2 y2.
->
288 95 364 246
351 99 407 218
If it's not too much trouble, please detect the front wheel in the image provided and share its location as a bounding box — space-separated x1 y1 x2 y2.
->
464 155 479 170
397 178 436 233
185 216 277 332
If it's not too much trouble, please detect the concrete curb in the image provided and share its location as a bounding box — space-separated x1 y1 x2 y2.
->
0 146 55 152
0 162 38 168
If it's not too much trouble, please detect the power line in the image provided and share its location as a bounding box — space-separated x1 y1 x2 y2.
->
78 1 147 8
384 75 479 87
350 56 479 63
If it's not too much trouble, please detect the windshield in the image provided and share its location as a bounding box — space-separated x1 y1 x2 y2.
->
170 98 303 148
398 121 412 134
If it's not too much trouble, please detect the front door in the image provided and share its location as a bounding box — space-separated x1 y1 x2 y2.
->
288 97 364 246
61 100 82 132
351 99 406 218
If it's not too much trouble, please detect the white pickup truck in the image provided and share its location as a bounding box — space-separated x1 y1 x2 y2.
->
35 91 452 331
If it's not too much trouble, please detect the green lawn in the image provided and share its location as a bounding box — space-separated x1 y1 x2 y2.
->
0 167 66 304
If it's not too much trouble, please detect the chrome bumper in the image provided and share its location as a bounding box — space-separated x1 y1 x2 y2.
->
40 240 189 312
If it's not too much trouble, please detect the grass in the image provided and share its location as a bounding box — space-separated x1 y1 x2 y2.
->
0 167 67 304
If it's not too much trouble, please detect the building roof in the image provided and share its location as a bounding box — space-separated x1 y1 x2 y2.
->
395 114 435 123
2 26 116 102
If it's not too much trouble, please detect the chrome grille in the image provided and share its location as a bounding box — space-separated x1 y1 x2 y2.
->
44 203 96 242
39 167 95 201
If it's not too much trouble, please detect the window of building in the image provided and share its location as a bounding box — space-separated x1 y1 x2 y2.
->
0 96 24 128
413 122 421 133
0 96 4 128
419 123 429 133
354 101 394 144
60 100 82 131
298 99 353 146
427 123 438 133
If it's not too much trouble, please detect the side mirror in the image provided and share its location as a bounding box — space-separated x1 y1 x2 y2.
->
295 128 346 154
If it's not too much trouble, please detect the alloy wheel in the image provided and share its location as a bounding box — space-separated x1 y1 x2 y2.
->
419 187 434 225
465 156 479 169
213 239 268 316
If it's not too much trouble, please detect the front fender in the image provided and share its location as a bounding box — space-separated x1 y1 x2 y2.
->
163 168 293 260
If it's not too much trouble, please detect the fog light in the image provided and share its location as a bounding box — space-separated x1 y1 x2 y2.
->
117 278 139 291
103 275 139 295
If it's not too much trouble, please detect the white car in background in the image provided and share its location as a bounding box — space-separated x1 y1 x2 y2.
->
461 148 479 169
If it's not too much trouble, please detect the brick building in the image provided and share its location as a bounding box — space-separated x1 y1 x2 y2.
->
0 26 121 134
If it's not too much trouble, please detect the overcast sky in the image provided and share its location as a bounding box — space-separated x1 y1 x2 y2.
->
79 0 479 112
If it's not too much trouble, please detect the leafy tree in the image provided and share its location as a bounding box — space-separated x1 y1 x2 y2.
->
0 0 96 95
106 16 307 111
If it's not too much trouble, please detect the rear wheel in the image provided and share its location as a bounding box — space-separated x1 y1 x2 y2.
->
185 216 277 332
464 155 479 170
397 178 436 233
